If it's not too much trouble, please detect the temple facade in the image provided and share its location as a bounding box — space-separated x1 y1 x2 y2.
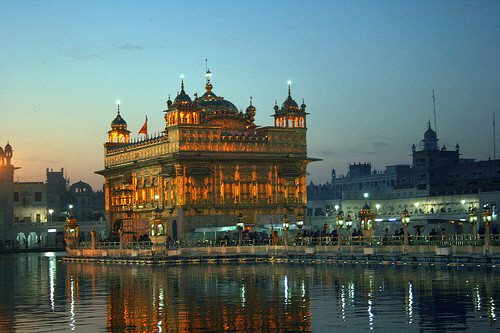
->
97 71 317 241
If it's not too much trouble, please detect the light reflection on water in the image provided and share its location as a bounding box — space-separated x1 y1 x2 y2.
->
0 252 498 332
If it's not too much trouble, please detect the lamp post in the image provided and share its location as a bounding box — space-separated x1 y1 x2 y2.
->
282 215 289 248
336 212 344 249
482 205 492 251
296 214 304 230
469 208 478 237
345 213 353 241
402 208 411 250
236 213 244 245
48 209 53 223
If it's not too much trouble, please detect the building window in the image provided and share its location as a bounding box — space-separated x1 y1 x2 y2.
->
35 192 42 202
14 192 19 201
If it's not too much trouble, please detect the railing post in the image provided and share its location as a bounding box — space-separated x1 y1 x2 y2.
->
119 229 123 250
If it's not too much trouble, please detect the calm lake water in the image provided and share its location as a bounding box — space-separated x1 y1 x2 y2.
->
0 252 498 332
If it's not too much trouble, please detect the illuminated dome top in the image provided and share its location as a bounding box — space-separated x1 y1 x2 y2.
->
277 84 300 114
424 121 436 139
197 70 239 115
111 111 127 130
245 99 256 116
174 79 192 106
66 212 77 224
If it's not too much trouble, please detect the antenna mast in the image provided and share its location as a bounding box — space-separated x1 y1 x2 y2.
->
494 112 497 160
432 89 437 135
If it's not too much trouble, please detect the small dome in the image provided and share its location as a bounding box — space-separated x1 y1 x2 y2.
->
246 104 256 114
4 142 12 152
362 203 371 211
174 80 192 106
198 96 238 114
111 113 127 129
246 98 256 116
424 122 436 139
281 94 299 111
174 89 192 105
66 212 77 224
273 101 279 112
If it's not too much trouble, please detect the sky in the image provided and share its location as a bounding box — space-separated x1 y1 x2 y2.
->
1 1 499 191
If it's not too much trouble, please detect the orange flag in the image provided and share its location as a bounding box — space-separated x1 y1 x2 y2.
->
139 116 148 136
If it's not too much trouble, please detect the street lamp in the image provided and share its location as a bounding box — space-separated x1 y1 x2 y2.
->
296 214 304 230
345 213 353 239
469 208 478 236
336 212 344 248
401 208 411 249
282 215 290 248
236 213 244 245
482 205 493 250
48 209 53 223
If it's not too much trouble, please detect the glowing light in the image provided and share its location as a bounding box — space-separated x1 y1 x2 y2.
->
364 193 369 198
461 199 466 205
389 218 397 222
48 229 56 233
375 204 380 210
415 202 420 208
116 99 120 105
180 74 184 79
375 218 383 222
284 276 289 304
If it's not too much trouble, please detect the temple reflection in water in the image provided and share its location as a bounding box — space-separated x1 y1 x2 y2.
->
60 261 498 332
1 253 498 331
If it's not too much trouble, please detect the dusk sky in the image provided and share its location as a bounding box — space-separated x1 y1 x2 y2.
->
1 1 499 191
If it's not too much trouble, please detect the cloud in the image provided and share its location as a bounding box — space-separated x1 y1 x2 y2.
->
317 149 338 157
114 43 142 50
58 47 102 60
372 142 390 147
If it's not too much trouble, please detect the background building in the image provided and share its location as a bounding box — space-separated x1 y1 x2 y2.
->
97 72 317 241
307 123 500 234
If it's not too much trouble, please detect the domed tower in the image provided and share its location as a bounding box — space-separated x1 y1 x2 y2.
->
422 121 438 151
273 82 307 128
245 97 257 129
4 142 12 165
164 76 199 129
108 101 130 144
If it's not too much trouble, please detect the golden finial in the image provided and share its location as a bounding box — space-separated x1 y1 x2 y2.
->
205 69 213 93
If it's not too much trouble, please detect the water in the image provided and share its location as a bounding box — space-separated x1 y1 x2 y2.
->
0 253 498 332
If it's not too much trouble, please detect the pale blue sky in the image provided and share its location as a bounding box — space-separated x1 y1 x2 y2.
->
1 1 499 190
